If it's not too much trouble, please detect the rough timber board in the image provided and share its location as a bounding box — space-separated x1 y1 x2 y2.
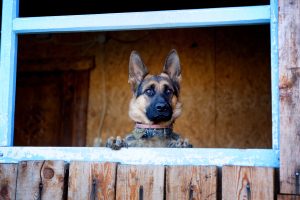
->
40 161 66 200
16 160 66 200
68 161 116 200
166 165 217 200
278 0 300 195
0 163 17 200
278 195 300 200
222 166 274 200
16 161 44 200
116 165 164 200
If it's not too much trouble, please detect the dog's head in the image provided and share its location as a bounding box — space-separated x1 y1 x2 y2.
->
128 49 182 126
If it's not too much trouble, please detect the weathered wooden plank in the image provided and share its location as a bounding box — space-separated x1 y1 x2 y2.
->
222 166 274 200
16 161 44 200
40 161 66 199
68 161 117 200
278 194 300 200
116 164 164 200
16 161 66 200
0 163 17 200
278 0 300 195
166 165 217 200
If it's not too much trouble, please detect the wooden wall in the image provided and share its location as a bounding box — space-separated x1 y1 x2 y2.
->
17 25 271 148
0 161 276 200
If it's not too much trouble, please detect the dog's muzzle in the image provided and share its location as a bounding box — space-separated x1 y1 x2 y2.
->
146 102 173 122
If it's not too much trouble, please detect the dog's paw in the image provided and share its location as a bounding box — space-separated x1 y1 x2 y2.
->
168 138 193 148
105 136 128 150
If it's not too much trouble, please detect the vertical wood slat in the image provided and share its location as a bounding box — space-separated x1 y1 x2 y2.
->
278 195 300 200
41 160 67 199
0 163 18 200
16 160 66 200
166 165 217 200
16 161 43 200
222 166 274 200
278 0 300 195
116 165 164 200
68 161 117 200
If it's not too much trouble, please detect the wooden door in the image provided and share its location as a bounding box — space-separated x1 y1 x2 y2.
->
14 70 89 146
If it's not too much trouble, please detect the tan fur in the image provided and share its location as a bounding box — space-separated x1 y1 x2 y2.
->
142 80 173 94
128 95 152 124
171 96 182 120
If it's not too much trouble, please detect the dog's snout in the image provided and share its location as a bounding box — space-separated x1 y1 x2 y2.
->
156 103 168 112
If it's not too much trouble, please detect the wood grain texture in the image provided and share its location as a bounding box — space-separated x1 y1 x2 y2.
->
40 161 66 199
222 166 274 200
278 194 300 200
278 0 300 195
16 161 44 200
116 164 164 200
0 163 17 200
14 73 63 146
215 25 271 148
14 69 90 146
166 165 217 200
18 57 94 72
16 161 66 200
68 161 117 200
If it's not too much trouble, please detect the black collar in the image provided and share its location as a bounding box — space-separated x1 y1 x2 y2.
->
133 127 173 139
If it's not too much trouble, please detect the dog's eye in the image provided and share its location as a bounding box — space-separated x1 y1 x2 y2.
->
165 89 173 95
145 89 155 97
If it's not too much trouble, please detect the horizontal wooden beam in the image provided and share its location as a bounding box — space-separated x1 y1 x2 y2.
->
0 147 279 167
13 6 270 34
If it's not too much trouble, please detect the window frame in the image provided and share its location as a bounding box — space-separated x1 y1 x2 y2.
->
0 0 279 167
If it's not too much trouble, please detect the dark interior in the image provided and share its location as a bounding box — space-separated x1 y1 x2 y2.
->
19 0 269 17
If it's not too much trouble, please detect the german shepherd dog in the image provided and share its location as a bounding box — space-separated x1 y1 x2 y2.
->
106 49 192 149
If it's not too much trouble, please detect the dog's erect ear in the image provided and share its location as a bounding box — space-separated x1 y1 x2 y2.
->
129 51 148 92
163 49 181 83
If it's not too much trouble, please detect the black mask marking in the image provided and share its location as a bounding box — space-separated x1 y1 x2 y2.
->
146 95 173 123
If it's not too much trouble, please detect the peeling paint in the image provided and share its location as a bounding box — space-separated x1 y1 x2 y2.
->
271 0 280 150
13 6 271 34
0 113 8 146
0 147 279 167
0 0 17 147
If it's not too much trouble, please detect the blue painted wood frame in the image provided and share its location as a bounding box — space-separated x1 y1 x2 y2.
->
13 6 270 33
0 0 18 146
270 0 279 150
0 147 279 167
0 2 280 167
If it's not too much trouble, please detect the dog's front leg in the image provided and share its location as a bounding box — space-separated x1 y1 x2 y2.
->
105 136 128 150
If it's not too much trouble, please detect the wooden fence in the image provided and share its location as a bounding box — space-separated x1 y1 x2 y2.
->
0 161 279 200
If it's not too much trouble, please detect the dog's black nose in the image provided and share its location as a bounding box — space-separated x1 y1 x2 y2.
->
156 103 168 112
